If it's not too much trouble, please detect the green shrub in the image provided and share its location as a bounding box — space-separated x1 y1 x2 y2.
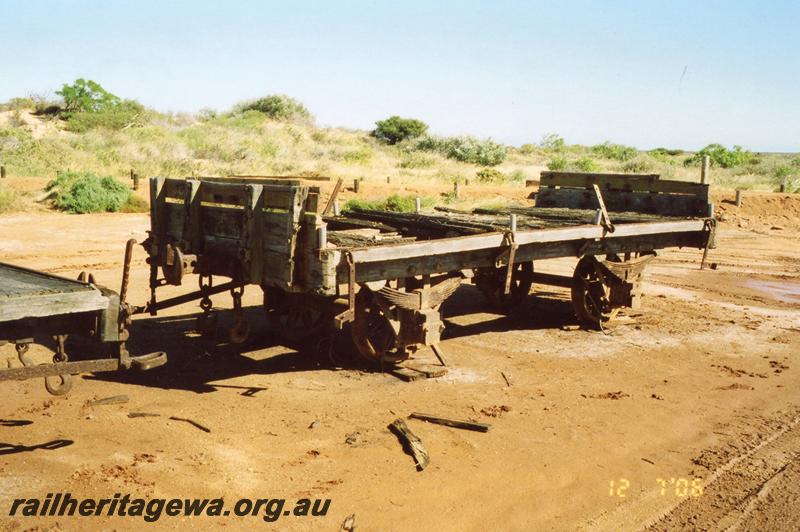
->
547 156 568 171
416 135 506 166
519 143 536 155
344 194 436 213
540 133 565 152
592 142 637 161
573 157 600 172
621 156 655 173
46 171 134 213
791 157 800 168
774 166 793 179
65 100 147 132
372 116 428 145
684 144 756 168
0 184 19 213
233 95 311 122
475 168 506 183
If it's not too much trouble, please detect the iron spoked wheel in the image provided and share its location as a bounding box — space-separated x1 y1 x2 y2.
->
350 289 404 364
571 256 614 325
474 261 534 307
263 287 329 344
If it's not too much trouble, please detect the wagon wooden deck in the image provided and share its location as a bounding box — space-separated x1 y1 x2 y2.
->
144 172 715 364
0 258 166 395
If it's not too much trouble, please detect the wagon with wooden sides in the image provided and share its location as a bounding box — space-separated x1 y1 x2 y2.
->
142 170 715 367
0 243 167 395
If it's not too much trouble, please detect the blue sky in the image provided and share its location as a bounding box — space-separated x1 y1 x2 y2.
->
1 0 798 151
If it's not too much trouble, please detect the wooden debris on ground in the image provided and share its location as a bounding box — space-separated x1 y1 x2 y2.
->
86 395 129 407
409 413 491 433
169 416 211 433
389 364 448 382
128 412 160 418
340 513 356 531
388 418 429 471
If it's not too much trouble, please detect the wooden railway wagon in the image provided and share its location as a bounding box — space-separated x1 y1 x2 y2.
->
0 255 166 395
144 172 715 365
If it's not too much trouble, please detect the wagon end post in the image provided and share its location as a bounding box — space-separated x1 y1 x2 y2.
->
700 155 710 184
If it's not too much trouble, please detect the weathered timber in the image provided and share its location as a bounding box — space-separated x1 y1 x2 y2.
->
338 230 708 284
537 171 711 216
169 416 211 433
0 263 109 322
231 174 331 182
473 206 668 223
389 364 448 381
536 187 710 217
409 412 491 432
325 216 399 233
701 156 710 184
322 178 344 216
540 171 709 197
87 395 129 407
347 220 707 264
345 209 491 236
327 229 414 248
388 418 430 470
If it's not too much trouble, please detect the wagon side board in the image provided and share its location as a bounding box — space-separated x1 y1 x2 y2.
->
332 220 710 284
535 171 712 217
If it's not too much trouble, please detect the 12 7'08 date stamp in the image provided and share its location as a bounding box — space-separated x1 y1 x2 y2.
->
608 478 704 498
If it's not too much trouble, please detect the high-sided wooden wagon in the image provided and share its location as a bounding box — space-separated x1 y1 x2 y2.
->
142 171 715 366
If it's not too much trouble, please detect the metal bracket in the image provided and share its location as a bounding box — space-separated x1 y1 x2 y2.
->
334 252 356 329
501 231 518 295
700 218 716 270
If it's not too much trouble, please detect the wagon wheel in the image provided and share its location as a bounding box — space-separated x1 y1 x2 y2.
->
571 256 615 325
474 261 534 307
263 287 328 344
350 288 405 364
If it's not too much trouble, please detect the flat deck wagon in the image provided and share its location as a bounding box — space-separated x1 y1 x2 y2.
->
0 246 166 394
143 171 715 365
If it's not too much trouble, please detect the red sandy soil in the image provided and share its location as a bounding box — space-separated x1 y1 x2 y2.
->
1 178 799 530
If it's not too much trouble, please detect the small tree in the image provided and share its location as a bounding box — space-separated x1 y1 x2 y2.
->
57 79 120 114
540 133 565 152
372 116 428 145
55 79 146 131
